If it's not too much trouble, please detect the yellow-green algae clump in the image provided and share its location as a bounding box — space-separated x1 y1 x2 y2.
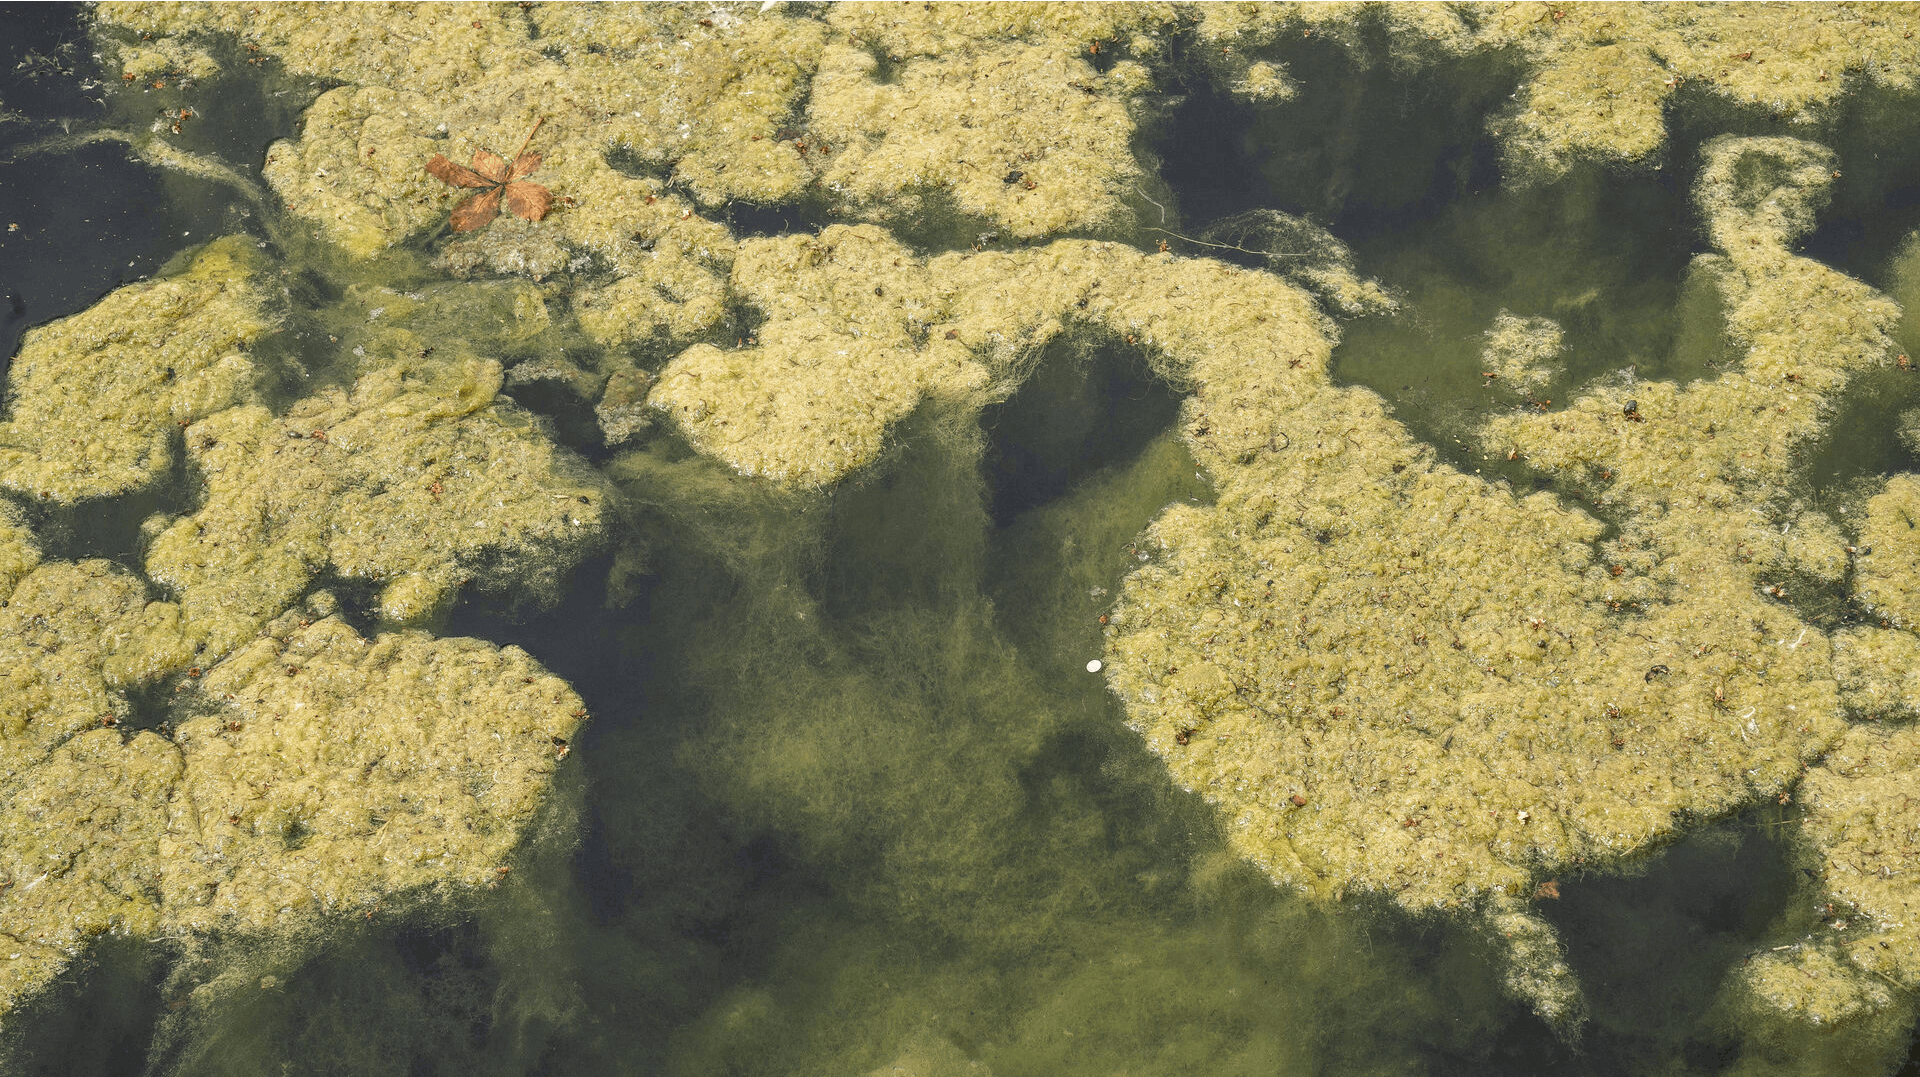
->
1752 721 1920 1020
54 0 1920 1050
99 1 823 358
1199 2 1920 178
636 131 1897 1024
146 354 607 653
0 583 585 1014
808 3 1172 238
0 254 598 1015
0 237 279 504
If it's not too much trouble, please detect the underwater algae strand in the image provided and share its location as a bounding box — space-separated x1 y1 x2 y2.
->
4 2 1920 1074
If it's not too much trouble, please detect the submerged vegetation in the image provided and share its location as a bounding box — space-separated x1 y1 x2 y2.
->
3 1 1920 1073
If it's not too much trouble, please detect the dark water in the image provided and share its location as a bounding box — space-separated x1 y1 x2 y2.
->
5 8 1920 1077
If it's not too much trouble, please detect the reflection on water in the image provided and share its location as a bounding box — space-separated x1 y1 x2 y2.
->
5 5 1920 1076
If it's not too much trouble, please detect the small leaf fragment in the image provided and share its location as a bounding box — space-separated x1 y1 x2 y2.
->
425 154 492 189
503 181 552 223
470 150 509 184
450 187 503 232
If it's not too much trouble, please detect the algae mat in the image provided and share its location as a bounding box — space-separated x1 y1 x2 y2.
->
4 3 1920 1074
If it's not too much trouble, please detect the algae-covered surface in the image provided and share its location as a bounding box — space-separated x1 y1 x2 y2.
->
8 2 1920 1074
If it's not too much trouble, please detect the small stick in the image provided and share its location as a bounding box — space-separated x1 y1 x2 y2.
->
513 116 546 161
1148 227 1309 260
1135 185 1167 224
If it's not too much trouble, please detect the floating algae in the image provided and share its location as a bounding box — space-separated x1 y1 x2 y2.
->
146 352 607 651
0 246 601 1026
1197 2 1920 179
165 609 585 933
0 227 602 1011
1096 133 1920 1024
0 355 596 1018
0 236 279 505
0 578 586 1015
14 1 1920 1072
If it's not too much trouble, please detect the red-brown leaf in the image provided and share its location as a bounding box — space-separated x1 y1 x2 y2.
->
425 154 493 189
470 149 509 184
508 150 542 182
503 181 553 222
449 187 503 232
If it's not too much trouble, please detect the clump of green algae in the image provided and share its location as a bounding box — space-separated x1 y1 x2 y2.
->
17 0 1920 1065
0 236 279 505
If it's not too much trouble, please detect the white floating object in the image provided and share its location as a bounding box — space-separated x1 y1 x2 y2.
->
1086 660 1103 673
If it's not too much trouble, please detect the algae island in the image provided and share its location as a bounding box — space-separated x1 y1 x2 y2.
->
4 2 1920 1074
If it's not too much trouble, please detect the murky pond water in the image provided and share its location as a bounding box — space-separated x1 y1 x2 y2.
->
6 5 1920 1076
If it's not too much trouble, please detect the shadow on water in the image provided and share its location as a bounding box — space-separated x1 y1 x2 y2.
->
1 938 168 1077
0 4 312 381
980 331 1185 529
1329 164 1699 489
1154 17 1518 237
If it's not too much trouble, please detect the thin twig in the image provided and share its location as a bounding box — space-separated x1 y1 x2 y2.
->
513 116 546 161
1134 185 1167 224
1147 227 1310 259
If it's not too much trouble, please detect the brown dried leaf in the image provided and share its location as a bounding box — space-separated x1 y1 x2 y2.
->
425 154 492 189
470 149 509 184
502 181 553 223
425 120 551 233
449 187 503 232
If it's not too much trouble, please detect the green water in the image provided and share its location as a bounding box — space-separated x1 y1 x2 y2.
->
7 7 1920 1077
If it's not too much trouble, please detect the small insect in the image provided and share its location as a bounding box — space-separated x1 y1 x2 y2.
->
1175 728 1195 745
